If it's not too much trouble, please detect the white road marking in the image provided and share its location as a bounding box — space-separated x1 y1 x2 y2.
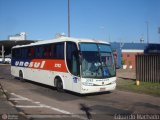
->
27 115 71 119
27 114 88 120
9 98 29 101
11 93 31 101
10 93 87 120
34 101 40 104
40 105 71 114
16 105 44 108
11 93 72 114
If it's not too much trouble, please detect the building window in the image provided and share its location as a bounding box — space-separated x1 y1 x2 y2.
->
127 54 130 57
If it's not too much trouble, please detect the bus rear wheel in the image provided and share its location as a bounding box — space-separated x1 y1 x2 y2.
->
56 78 64 92
19 71 25 82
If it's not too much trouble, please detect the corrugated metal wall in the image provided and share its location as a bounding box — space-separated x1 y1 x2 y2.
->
136 55 160 83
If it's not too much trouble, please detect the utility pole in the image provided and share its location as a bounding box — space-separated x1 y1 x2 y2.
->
68 0 70 37
1 45 5 63
146 21 149 43
158 27 160 42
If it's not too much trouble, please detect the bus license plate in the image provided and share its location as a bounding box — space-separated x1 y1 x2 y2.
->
100 88 106 91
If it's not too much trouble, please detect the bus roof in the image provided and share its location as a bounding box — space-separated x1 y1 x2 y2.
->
12 37 110 48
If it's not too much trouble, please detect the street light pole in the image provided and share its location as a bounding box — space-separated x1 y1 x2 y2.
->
146 21 149 43
68 0 70 37
158 27 160 42
1 45 5 63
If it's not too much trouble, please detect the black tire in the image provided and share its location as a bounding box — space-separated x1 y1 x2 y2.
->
56 78 64 92
19 71 25 82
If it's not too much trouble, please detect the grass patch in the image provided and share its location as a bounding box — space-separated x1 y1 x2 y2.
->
117 78 160 97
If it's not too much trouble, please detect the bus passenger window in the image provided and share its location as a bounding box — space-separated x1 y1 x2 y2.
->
44 46 51 58
35 47 40 58
28 47 34 58
21 48 28 59
12 49 21 59
52 43 64 59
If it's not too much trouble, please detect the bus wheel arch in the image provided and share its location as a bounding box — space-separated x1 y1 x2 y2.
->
54 76 64 92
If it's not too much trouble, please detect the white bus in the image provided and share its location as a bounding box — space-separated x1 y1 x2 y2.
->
11 37 116 94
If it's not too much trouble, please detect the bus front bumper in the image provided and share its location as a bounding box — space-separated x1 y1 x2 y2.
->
80 82 116 94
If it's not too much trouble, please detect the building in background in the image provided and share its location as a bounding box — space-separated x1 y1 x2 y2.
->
8 32 27 41
121 43 146 69
0 31 34 63
110 42 160 69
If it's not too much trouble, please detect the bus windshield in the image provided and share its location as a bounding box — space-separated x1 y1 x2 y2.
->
79 43 116 78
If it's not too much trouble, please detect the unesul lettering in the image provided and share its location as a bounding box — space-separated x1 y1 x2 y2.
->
15 61 45 68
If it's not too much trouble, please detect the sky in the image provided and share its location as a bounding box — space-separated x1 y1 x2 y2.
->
0 0 160 43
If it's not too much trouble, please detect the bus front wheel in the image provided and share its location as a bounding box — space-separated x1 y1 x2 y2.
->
56 78 64 92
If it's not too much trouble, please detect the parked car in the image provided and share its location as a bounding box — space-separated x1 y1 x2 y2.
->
0 58 11 64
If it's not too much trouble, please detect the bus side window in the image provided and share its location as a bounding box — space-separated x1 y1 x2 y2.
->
35 47 39 58
56 43 64 59
39 46 44 58
52 42 64 59
21 48 28 59
66 42 80 76
44 45 52 58
35 46 43 58
28 47 34 58
14 49 21 59
12 49 16 59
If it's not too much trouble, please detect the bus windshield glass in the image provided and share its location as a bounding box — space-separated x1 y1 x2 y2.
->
79 43 116 78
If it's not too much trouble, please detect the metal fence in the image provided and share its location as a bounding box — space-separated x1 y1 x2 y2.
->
136 55 160 83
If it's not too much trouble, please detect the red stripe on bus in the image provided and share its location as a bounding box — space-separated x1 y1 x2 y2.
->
29 59 68 72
